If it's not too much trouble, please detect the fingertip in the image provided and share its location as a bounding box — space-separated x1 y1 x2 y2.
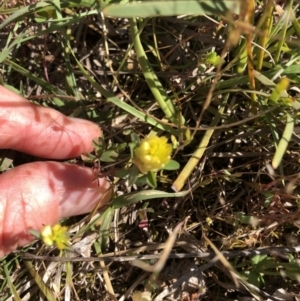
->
67 117 102 154
58 177 112 218
0 162 111 257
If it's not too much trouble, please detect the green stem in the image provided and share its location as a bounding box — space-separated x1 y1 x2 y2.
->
172 94 229 192
129 18 181 125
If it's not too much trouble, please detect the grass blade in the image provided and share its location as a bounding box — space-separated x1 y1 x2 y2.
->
111 190 189 209
103 0 241 18
3 261 22 301
272 114 294 169
129 18 180 124
24 260 57 301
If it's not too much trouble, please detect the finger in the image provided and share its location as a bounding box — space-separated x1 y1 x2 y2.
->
0 161 111 257
0 86 101 159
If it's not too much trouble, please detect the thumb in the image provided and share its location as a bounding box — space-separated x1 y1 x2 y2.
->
0 161 111 257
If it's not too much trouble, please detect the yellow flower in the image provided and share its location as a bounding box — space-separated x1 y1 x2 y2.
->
133 136 172 174
206 217 213 226
41 224 70 250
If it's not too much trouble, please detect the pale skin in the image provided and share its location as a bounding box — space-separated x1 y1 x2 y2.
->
0 86 111 257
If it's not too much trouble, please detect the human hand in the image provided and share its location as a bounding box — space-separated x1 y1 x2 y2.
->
0 86 111 257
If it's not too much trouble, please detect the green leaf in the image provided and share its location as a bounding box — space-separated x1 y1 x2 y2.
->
135 174 149 186
103 0 241 18
0 0 108 31
93 137 106 158
128 165 140 186
115 168 131 179
292 100 300 110
100 149 119 162
251 254 268 266
247 270 264 288
97 207 114 252
131 132 141 144
269 77 290 103
272 114 294 169
28 229 41 239
206 52 224 66
163 160 180 171
35 9 55 23
234 212 259 226
146 171 157 188
111 189 189 209
129 141 139 159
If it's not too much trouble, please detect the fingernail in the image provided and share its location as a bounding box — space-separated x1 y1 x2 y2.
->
59 178 111 218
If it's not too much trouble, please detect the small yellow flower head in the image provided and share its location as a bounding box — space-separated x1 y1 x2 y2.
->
133 136 172 174
41 224 70 250
206 217 213 226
